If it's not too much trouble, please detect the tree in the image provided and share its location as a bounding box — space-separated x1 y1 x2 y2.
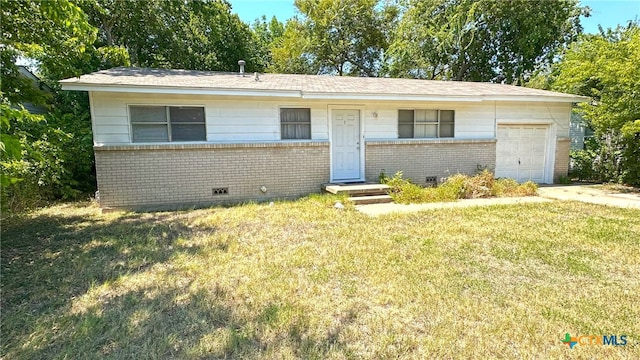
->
271 0 398 76
0 0 130 212
0 0 96 102
78 0 262 71
386 0 586 83
252 15 286 70
551 23 640 185
269 18 317 74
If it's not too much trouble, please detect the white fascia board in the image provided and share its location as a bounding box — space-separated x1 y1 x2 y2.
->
59 84 302 98
482 95 590 103
301 92 482 102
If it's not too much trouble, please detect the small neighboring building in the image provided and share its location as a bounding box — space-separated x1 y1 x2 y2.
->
569 111 594 151
16 65 51 114
60 67 587 209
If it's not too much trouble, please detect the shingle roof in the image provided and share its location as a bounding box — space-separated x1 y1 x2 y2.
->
60 67 587 102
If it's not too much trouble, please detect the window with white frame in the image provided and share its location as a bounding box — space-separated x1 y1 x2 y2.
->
398 109 455 138
280 108 311 139
130 105 206 142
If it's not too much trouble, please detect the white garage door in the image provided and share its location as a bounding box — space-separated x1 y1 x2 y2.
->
495 125 548 183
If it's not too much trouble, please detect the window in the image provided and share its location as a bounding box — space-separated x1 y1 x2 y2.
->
398 109 455 138
280 108 311 139
130 106 205 142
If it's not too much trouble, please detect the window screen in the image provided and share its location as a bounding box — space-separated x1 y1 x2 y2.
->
130 106 205 142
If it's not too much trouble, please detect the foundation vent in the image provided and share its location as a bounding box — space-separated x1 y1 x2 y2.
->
425 176 438 187
212 187 229 195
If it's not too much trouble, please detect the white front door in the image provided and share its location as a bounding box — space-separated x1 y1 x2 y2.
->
495 125 548 183
331 109 361 181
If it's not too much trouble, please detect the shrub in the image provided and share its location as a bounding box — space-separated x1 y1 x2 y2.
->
569 148 598 181
384 171 537 204
460 169 494 198
1 103 90 213
436 174 465 200
382 171 432 203
491 178 520 197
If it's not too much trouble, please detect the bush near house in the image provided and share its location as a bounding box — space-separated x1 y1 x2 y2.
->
382 170 537 204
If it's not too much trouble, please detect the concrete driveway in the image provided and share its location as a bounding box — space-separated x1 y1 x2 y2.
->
537 184 640 209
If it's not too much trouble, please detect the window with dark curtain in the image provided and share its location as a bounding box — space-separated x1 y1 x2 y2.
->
280 108 311 139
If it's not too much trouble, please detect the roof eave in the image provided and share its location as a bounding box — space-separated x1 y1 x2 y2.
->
59 82 591 103
59 83 303 98
482 95 590 103
301 92 482 102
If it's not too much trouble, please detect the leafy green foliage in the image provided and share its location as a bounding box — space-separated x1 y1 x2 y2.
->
552 23 640 185
1 102 85 212
0 0 101 212
251 15 286 70
386 0 586 83
0 0 96 101
271 0 398 75
78 0 262 71
381 170 537 204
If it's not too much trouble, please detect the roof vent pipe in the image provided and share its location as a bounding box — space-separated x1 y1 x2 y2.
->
254 72 259 81
238 60 245 77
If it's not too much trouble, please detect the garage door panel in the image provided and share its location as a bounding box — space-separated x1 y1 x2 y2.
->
534 128 548 137
519 157 533 166
530 170 545 182
530 156 545 167
497 127 509 137
496 125 548 183
496 169 518 179
508 128 521 137
532 142 546 153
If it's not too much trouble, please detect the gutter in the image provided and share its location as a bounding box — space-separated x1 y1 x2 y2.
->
60 83 590 103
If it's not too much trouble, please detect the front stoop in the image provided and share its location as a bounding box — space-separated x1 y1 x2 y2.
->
322 183 393 205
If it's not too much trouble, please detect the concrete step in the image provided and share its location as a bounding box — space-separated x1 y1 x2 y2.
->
323 183 390 196
348 194 394 205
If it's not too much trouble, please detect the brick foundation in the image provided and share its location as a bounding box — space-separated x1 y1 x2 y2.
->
365 139 497 184
95 142 330 209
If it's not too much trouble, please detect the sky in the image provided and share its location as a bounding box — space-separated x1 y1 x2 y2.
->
227 0 640 34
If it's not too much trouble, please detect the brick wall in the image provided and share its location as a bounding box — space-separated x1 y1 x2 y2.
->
95 142 329 209
554 138 570 180
365 139 497 184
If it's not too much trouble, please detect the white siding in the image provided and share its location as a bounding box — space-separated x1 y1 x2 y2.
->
496 101 571 138
207 101 278 141
90 92 572 145
362 102 496 140
90 92 331 145
91 93 129 144
311 107 329 140
363 109 399 139
449 103 495 139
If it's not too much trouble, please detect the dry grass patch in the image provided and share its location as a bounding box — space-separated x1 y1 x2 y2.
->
2 197 639 359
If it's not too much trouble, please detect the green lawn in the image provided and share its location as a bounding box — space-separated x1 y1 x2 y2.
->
2 196 639 359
